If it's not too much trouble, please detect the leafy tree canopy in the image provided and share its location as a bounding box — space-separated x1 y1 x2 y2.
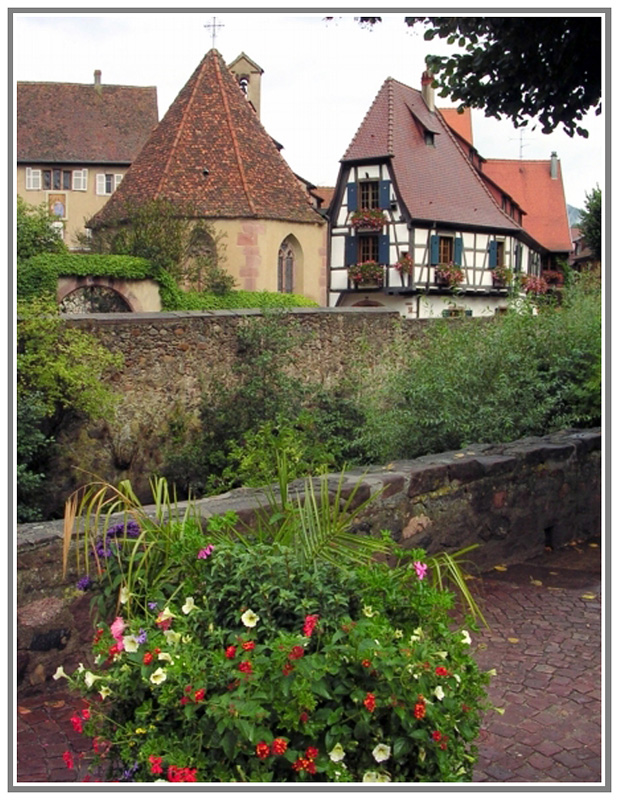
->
579 186 601 260
354 16 602 137
17 196 68 261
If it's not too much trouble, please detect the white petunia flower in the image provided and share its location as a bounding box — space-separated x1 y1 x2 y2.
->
362 605 375 618
241 609 259 628
76 663 85 673
182 597 197 615
454 673 461 684
461 630 472 645
362 771 380 782
84 671 100 689
181 635 193 644
163 629 181 646
329 743 346 762
158 606 176 622
158 652 174 664
53 665 68 681
393 629 403 639
375 773 391 783
434 685 445 701
99 685 112 700
119 586 130 604
122 634 139 653
372 743 391 763
487 668 497 677
150 667 167 685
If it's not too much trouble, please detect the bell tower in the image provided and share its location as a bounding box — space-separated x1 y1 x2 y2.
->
228 52 264 118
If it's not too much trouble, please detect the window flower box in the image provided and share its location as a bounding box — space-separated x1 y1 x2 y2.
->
393 254 414 285
435 263 464 288
490 266 513 288
348 261 384 288
350 208 387 231
542 269 564 287
520 274 549 295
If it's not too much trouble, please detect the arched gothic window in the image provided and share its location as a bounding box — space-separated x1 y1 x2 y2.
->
278 241 295 293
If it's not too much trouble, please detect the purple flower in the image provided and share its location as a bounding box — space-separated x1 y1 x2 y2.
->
197 544 215 560
414 561 428 581
121 762 139 782
76 575 92 591
148 601 158 610
136 628 148 644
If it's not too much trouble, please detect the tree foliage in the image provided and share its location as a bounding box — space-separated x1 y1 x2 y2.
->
579 186 602 261
354 16 602 137
17 196 68 261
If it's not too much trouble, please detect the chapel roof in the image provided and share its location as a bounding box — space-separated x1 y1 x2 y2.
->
342 77 521 232
482 159 572 252
17 79 158 164
91 49 321 227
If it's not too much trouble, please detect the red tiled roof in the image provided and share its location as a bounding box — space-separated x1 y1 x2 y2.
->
438 107 473 147
343 78 520 232
17 81 158 163
92 49 321 226
482 159 572 252
314 186 335 209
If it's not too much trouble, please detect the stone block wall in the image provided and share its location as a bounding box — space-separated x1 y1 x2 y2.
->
16 428 601 692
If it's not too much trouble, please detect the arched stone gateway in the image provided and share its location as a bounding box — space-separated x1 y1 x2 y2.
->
59 285 132 313
56 275 161 313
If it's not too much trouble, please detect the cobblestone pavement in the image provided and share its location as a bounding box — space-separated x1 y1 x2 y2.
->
15 541 602 786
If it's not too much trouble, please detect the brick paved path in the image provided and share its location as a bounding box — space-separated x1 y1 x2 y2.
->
15 542 602 785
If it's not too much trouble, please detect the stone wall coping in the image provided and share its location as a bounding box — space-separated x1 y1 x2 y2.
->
58 307 402 324
17 428 600 553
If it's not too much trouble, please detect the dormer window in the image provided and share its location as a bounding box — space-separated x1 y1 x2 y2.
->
424 131 435 147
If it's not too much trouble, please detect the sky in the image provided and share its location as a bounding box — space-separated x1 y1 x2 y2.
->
11 9 606 211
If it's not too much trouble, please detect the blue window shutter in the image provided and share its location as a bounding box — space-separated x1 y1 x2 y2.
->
345 235 357 266
378 233 390 264
347 183 358 212
488 240 497 268
430 235 439 265
379 180 391 208
454 237 463 266
515 243 522 271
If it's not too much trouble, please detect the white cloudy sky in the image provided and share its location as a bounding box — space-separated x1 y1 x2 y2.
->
12 9 606 210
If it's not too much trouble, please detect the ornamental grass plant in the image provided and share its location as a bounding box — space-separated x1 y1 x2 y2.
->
58 471 492 783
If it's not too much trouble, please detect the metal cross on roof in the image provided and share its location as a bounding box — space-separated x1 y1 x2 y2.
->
204 16 224 49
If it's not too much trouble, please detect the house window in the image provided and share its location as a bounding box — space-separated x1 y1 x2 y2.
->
424 131 435 146
25 168 41 190
496 241 505 267
51 221 64 240
359 180 379 210
438 236 453 264
278 241 295 293
96 173 123 195
359 234 379 263
72 169 88 191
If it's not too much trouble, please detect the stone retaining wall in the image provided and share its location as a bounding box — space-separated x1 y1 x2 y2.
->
16 428 601 691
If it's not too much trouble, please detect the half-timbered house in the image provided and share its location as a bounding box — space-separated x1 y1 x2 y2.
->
328 72 569 317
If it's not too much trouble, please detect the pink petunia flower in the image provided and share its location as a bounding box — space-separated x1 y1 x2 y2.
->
110 616 125 642
414 561 428 580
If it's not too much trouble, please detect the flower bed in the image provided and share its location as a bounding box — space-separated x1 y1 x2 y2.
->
55 478 491 783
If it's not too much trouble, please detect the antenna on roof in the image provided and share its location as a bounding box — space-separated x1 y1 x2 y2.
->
509 128 532 159
204 16 224 49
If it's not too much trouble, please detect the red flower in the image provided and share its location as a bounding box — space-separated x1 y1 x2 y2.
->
194 688 205 702
462 703 471 712
363 693 376 712
303 614 319 637
239 660 252 674
440 742 448 750
305 746 319 759
81 709 90 720
242 641 255 651
305 760 317 775
435 666 449 676
227 679 240 691
180 696 190 706
149 755 163 775
361 659 372 668
432 730 442 741
62 751 74 770
299 711 309 724
225 645 237 659
414 701 426 720
92 628 104 644
292 757 310 772
108 644 120 657
143 652 153 665
289 645 304 660
168 765 197 782
271 738 288 755
282 661 294 676
70 714 83 733
256 741 271 759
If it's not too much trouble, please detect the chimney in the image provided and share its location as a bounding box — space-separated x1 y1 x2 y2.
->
550 151 558 180
94 69 102 86
421 70 435 112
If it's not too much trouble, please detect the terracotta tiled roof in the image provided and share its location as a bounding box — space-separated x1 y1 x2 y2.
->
17 80 158 163
343 78 520 232
314 186 335 209
482 159 572 252
92 49 321 227
438 107 473 147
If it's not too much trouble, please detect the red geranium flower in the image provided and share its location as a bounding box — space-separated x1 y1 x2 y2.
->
242 641 255 651
282 661 294 676
194 688 205 702
363 693 376 712
225 645 237 659
302 614 319 637
299 711 309 724
239 660 252 674
305 760 317 775
305 746 319 759
289 645 304 660
143 652 153 665
292 757 310 772
414 701 426 720
432 730 442 741
256 741 271 759
435 666 449 676
361 659 371 668
62 751 74 770
271 738 288 755
180 696 190 706
70 714 83 733
149 755 163 775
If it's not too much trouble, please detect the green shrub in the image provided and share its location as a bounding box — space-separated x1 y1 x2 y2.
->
58 477 491 783
16 196 67 262
16 392 55 522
